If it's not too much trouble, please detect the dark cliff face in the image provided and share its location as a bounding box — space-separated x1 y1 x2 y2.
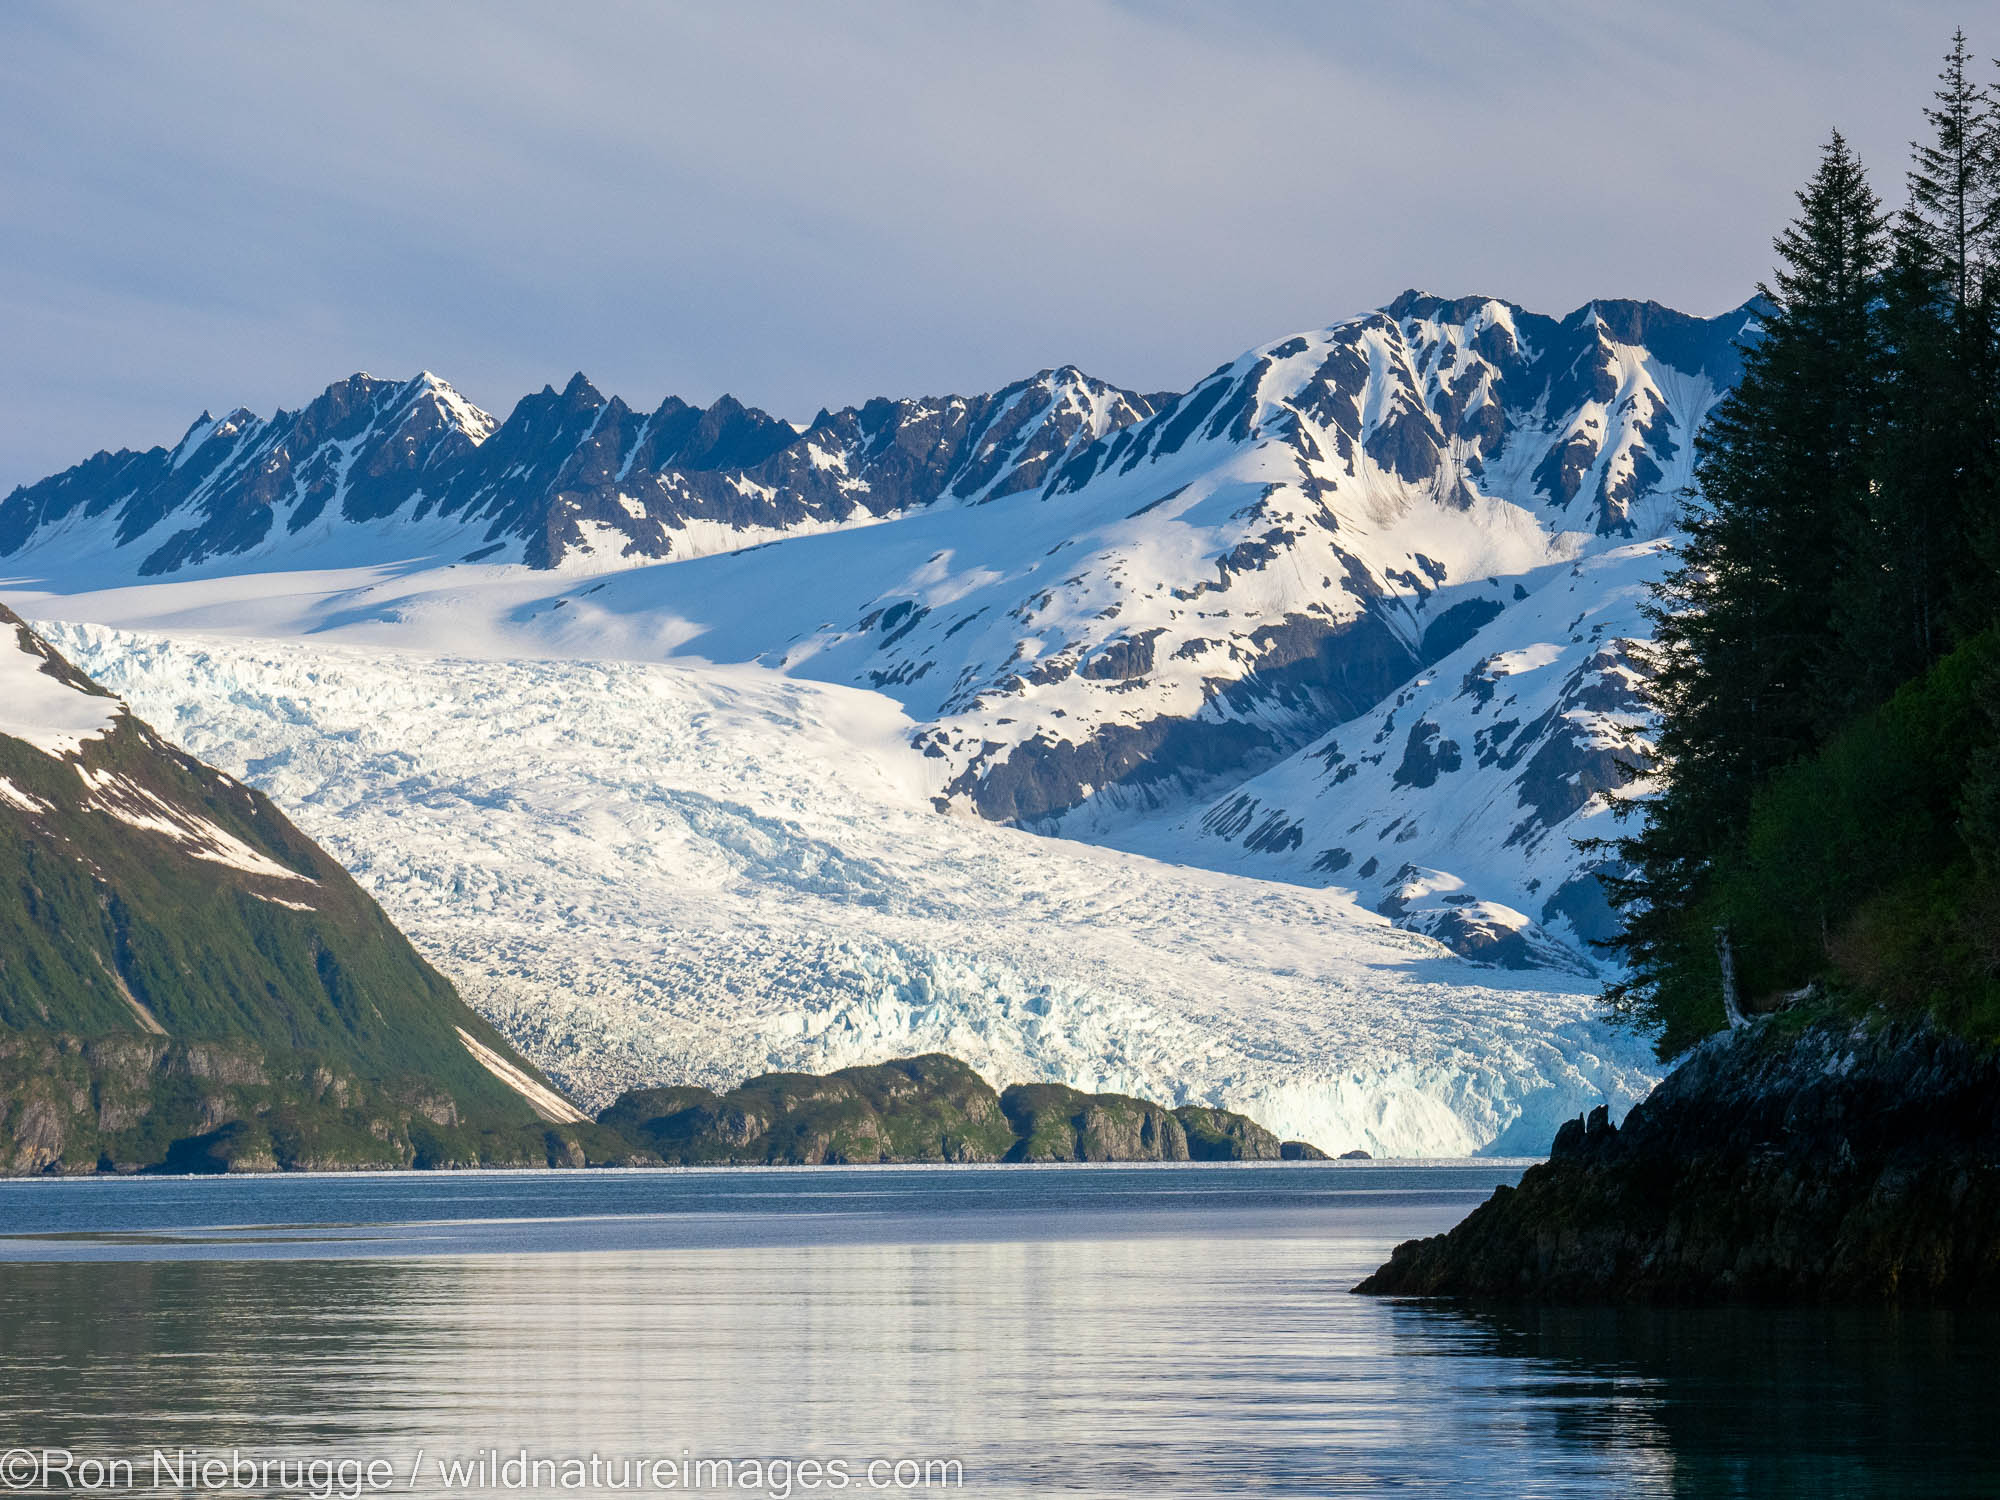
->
1356 1018 2000 1304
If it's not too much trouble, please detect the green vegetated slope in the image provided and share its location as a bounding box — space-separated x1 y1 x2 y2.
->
0 605 621 1174
595 1054 1313 1164
1708 631 2000 1037
1617 625 2000 1057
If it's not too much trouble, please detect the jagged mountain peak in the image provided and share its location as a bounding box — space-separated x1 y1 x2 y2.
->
6 287 1764 977
554 370 606 408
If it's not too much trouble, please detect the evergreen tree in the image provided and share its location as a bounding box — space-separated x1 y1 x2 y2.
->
1905 31 1998 312
1606 132 1886 1050
1841 32 2000 691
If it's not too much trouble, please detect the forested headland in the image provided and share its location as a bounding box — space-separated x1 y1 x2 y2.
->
1604 30 2000 1058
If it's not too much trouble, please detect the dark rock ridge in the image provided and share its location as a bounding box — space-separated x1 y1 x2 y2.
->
595 1057 1301 1165
0 367 1156 576
1356 1018 2000 1303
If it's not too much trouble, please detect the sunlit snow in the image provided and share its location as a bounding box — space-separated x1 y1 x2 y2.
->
43 621 1657 1156
0 625 122 757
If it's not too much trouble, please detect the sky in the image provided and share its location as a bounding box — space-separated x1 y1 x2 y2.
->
0 0 1979 493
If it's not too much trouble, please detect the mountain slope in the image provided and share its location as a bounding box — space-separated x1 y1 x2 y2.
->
4 290 1757 978
1119 537 1664 969
0 604 596 1171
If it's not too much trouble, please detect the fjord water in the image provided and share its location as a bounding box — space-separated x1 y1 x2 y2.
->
0 1166 1992 1498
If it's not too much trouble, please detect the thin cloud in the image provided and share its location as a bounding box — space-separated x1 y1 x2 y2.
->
0 0 1969 491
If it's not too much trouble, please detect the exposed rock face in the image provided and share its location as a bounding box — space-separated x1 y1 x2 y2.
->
1000 1083 1191 1162
1356 1019 2000 1303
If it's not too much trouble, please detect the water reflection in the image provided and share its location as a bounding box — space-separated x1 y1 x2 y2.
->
0 1170 1990 1497
1394 1301 2000 1497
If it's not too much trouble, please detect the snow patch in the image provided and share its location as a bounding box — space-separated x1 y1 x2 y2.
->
457 1026 588 1124
0 776 51 814
0 634 123 758
77 766 316 884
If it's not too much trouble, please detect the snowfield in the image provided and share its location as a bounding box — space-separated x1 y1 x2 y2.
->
42 621 1657 1156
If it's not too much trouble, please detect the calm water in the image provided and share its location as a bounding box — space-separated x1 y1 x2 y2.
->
0 1164 1992 1498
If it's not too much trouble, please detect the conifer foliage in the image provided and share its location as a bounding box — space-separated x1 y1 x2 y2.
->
1608 34 2000 1056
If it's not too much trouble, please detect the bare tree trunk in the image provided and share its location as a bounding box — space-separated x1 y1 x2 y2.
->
1715 925 1749 1030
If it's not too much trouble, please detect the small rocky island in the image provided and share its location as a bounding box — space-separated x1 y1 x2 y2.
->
597 1054 1330 1165
1357 1017 2000 1303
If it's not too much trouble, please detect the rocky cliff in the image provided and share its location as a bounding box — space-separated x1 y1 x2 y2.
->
1356 1017 2000 1303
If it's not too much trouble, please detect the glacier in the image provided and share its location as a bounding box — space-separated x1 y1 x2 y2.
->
41 621 1656 1156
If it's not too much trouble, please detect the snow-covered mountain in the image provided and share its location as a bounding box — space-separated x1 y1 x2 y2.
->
0 365 1158 577
39 618 1654 1156
1119 538 1664 969
3 290 1754 1069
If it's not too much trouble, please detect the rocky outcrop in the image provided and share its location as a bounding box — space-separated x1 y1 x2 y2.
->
1175 1105 1284 1160
598 1054 1017 1165
1000 1083 1191 1162
597 1056 1313 1167
1356 1018 2000 1303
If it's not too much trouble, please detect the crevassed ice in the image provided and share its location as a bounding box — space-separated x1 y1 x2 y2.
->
42 621 1658 1157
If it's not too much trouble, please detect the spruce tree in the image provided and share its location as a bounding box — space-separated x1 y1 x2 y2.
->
1606 132 1886 1051
1905 31 1998 313
1846 35 2000 690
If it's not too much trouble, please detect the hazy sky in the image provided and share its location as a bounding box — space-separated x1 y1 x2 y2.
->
0 1 1978 492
